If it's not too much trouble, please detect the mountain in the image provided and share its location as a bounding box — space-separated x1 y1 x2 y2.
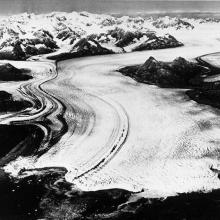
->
0 11 217 60
0 63 32 81
149 16 194 30
70 38 114 56
127 56 206 87
0 27 58 60
132 34 183 51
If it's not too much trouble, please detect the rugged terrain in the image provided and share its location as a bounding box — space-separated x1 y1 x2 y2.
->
0 11 214 60
119 56 207 87
1 11 220 219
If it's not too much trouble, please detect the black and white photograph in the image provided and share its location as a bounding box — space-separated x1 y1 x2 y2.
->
1 0 220 219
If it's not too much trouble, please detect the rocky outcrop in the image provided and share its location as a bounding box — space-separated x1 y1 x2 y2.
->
0 91 31 112
187 89 220 109
107 27 126 42
0 12 191 60
0 12 199 60
0 63 32 81
119 56 205 87
132 34 183 51
0 28 58 60
0 47 20 60
49 38 114 60
115 31 144 47
137 56 205 86
56 28 79 44
70 38 114 57
105 28 183 51
24 30 58 56
0 40 26 60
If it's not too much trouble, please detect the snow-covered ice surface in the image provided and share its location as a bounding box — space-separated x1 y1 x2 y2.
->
1 11 220 56
3 12 220 198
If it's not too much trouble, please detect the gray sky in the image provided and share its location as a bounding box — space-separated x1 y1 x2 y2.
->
0 0 220 15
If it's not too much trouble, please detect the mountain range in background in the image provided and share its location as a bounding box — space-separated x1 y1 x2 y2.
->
0 11 208 60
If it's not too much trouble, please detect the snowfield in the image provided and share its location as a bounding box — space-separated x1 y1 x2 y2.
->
0 11 220 59
2 11 220 199
4 50 220 198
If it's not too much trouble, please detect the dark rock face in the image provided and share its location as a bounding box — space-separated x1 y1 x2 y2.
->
0 49 18 60
119 56 205 87
24 45 39 56
24 30 58 56
0 91 31 112
137 56 205 86
133 34 183 51
71 38 114 56
37 46 54 55
56 28 79 44
48 38 114 60
0 63 32 81
108 27 126 41
0 40 26 60
115 31 144 47
87 33 112 44
33 29 54 40
57 30 73 42
108 28 146 48
13 40 26 59
24 44 54 56
1 165 220 220
41 187 131 220
187 89 220 109
136 56 175 86
0 28 58 60
106 28 183 51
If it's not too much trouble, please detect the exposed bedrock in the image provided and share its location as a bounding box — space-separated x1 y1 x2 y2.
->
119 56 207 87
132 34 183 51
0 60 68 164
0 91 31 112
186 53 220 110
1 169 220 220
0 63 32 81
0 124 44 166
48 38 114 61
0 60 69 218
108 28 183 50
2 48 220 219
118 55 220 119
0 30 58 60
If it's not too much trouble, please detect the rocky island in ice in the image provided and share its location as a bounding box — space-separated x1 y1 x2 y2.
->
1 11 220 219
